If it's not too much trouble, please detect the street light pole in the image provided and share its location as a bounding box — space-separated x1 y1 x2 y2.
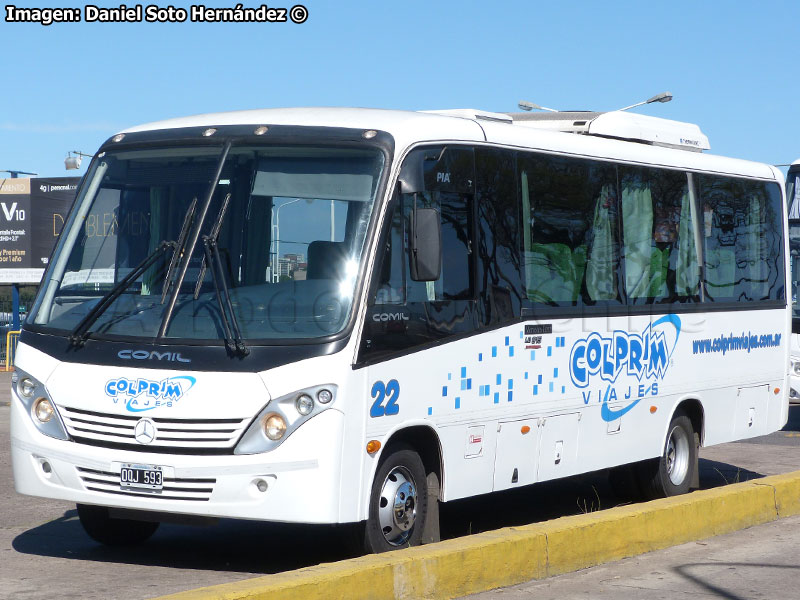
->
272 198 301 282
0 170 37 178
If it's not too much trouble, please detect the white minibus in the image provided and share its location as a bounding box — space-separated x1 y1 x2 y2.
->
11 107 790 552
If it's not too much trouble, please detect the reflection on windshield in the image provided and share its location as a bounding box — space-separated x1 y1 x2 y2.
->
28 145 385 342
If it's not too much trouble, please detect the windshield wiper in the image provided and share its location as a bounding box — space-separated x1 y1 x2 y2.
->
68 195 200 346
161 196 197 303
195 193 249 356
69 240 176 346
158 141 231 339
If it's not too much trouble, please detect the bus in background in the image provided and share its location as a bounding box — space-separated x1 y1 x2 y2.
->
786 161 800 401
10 106 790 553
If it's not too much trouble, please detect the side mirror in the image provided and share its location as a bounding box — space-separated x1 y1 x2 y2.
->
398 151 425 195
410 206 441 281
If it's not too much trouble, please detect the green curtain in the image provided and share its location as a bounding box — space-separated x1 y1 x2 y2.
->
141 187 167 295
675 190 699 296
586 184 617 301
622 181 654 298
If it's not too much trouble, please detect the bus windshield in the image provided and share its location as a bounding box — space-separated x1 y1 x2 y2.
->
28 144 385 342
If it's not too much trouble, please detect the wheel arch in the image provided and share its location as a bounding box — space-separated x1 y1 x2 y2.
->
379 424 444 497
671 396 705 446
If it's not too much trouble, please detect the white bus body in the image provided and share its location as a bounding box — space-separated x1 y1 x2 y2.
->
10 108 790 551
786 161 800 401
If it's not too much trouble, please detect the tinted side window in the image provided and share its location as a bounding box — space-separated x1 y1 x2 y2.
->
406 146 474 302
619 167 700 304
519 153 621 308
373 200 404 304
698 175 784 302
475 148 522 325
360 147 477 363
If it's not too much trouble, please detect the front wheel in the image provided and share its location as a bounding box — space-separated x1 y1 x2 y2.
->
77 504 160 546
638 411 698 499
364 446 427 553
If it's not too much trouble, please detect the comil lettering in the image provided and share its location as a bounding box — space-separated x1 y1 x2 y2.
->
372 312 409 322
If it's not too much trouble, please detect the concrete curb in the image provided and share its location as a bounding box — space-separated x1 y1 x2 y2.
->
154 470 800 600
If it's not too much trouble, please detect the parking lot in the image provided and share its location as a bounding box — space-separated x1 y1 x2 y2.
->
3 370 799 600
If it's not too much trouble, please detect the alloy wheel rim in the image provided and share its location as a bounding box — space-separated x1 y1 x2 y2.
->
666 425 690 486
377 466 417 546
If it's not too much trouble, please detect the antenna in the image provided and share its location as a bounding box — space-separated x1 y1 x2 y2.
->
517 100 558 113
616 91 672 112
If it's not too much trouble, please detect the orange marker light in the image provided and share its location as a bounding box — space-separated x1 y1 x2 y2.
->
650 406 658 414
774 388 781 395
366 440 381 455
521 425 531 434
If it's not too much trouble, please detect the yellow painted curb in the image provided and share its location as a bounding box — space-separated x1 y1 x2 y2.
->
759 471 800 517
155 470 800 600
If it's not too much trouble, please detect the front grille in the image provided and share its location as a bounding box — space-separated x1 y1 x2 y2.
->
77 467 215 501
60 406 250 453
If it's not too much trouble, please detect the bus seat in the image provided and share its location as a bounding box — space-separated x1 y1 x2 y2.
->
307 241 348 280
525 243 586 303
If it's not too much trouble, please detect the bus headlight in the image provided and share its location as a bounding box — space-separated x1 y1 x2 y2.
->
235 384 337 455
13 368 69 441
20 378 36 399
33 398 55 423
317 388 333 404
295 394 314 416
263 413 287 440
792 359 800 376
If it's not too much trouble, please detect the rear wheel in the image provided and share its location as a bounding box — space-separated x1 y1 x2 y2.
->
77 504 159 546
637 411 697 499
364 446 427 553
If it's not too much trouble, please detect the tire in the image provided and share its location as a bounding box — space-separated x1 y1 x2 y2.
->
637 411 697 500
363 445 427 554
77 504 159 546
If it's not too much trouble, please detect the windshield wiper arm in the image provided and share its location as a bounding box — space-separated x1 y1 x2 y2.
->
161 196 197 304
194 192 228 300
196 193 249 356
69 240 176 346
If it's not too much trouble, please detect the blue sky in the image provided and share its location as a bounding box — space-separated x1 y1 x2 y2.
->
1 1 798 177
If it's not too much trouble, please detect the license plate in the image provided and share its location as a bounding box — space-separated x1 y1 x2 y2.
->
120 463 164 492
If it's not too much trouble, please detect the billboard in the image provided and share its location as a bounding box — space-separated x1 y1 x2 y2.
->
0 177 79 283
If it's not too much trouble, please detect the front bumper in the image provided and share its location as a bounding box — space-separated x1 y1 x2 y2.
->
11 399 349 524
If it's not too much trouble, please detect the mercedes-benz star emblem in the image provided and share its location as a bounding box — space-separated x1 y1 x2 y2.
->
134 418 157 445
